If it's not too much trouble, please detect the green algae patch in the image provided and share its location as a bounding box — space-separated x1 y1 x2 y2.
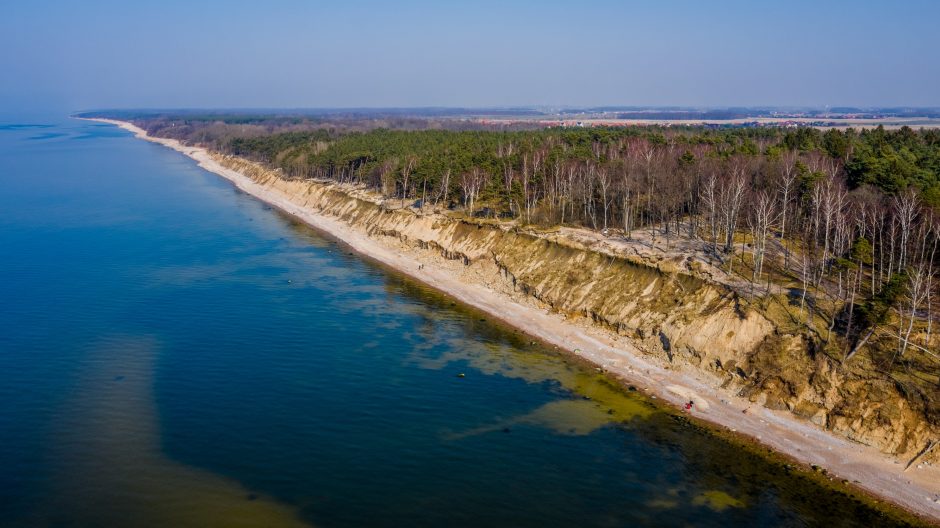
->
411 323 657 425
515 399 613 435
415 328 657 439
692 490 746 512
671 413 937 527
646 498 680 509
445 399 614 439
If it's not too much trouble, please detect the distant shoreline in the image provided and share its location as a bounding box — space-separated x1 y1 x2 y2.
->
74 109 940 131
475 116 940 130
83 117 940 524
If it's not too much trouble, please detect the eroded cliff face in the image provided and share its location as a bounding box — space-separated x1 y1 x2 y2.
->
216 154 937 458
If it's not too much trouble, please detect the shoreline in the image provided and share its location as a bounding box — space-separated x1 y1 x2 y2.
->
86 117 940 524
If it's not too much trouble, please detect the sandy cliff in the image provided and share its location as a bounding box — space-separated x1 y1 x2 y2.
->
219 154 934 458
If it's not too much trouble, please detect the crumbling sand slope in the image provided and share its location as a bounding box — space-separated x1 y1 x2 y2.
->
219 154 935 458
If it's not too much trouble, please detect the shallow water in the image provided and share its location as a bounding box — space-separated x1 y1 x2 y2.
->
0 119 918 527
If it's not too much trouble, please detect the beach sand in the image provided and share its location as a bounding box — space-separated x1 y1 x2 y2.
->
89 117 940 524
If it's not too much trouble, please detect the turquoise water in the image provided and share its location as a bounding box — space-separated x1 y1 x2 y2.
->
0 119 915 527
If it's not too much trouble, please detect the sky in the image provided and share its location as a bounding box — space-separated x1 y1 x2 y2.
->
3 0 940 115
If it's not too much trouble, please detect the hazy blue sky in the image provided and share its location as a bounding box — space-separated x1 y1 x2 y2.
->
3 0 939 114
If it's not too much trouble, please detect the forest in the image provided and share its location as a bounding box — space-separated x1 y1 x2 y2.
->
117 113 940 388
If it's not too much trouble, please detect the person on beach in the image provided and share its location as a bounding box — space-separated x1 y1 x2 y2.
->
684 400 694 411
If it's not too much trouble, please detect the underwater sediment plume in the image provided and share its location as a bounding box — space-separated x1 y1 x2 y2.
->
42 335 309 528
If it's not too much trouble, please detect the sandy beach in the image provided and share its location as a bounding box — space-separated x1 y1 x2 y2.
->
89 117 940 524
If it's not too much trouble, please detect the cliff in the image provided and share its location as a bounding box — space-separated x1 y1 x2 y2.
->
216 153 936 458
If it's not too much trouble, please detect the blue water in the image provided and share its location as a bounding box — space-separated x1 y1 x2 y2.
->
0 119 916 527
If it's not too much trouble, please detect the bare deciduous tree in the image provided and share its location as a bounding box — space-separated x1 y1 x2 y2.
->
747 190 777 284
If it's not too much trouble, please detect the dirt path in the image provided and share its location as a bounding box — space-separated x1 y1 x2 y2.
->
88 118 940 524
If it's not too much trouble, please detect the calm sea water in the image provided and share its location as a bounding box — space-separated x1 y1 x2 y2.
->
0 119 915 527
